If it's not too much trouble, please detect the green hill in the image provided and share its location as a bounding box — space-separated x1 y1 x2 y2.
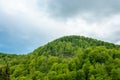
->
0 35 120 80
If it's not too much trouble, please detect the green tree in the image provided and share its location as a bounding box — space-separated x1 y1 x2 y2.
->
111 68 120 80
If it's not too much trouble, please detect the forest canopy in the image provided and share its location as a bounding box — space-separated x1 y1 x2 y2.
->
0 35 120 80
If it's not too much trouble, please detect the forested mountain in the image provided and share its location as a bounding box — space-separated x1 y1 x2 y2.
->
0 35 120 80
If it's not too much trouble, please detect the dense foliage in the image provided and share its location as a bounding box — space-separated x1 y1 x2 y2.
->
0 35 120 80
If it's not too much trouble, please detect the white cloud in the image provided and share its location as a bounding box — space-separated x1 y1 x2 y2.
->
116 41 120 45
0 0 37 16
0 0 120 37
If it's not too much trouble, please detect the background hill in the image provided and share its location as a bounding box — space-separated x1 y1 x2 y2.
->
0 35 120 80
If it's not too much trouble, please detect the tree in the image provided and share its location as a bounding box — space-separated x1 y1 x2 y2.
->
0 67 3 80
0 63 11 80
111 68 120 80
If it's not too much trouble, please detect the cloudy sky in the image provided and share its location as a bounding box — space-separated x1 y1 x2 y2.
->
0 0 120 54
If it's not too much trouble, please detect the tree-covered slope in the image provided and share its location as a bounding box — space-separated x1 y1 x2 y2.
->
0 35 120 80
34 35 120 56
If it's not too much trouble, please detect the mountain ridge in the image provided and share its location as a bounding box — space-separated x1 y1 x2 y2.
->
1 35 120 55
33 35 120 56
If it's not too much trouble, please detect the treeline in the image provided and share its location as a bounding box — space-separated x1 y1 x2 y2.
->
0 35 120 80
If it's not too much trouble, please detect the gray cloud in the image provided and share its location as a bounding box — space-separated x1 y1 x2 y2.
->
47 0 120 19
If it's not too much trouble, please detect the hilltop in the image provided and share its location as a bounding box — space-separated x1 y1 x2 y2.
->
0 35 120 80
33 35 120 56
